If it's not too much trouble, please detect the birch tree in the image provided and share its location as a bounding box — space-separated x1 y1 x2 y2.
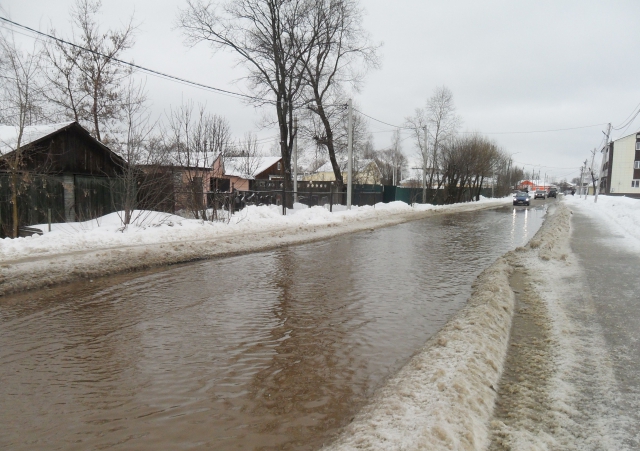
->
406 86 460 199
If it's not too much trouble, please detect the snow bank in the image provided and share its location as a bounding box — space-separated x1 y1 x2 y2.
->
0 202 412 261
1 199 504 262
0 198 511 295
323 253 515 451
489 201 633 450
322 203 575 451
564 194 640 252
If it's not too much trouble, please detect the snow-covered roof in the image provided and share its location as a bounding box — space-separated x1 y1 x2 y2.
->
223 156 281 179
0 122 75 155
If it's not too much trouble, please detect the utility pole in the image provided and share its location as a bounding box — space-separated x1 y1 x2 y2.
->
589 147 597 198
491 163 495 198
422 126 427 203
595 123 611 203
293 116 298 204
347 99 353 210
578 164 585 198
580 160 588 200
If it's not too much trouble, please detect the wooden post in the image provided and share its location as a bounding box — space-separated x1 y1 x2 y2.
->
282 186 286 216
329 183 333 212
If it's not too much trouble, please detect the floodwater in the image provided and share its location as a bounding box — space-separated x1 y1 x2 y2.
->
0 205 545 450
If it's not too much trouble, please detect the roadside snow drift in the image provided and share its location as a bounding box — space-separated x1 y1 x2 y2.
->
0 198 510 295
323 202 578 451
323 257 515 451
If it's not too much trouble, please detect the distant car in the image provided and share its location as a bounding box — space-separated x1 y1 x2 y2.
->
534 190 546 199
547 189 557 198
513 191 530 206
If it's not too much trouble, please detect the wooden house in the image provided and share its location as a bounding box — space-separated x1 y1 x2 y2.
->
0 121 126 234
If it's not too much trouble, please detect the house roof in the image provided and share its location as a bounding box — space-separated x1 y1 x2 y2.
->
518 180 553 187
0 121 75 155
612 129 640 143
223 156 281 179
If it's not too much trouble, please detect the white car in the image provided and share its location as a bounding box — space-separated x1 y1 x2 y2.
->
534 190 546 199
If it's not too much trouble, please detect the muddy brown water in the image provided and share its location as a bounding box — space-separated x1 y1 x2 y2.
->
0 205 546 450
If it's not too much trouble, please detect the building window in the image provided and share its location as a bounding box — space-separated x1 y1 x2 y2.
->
636 142 640 150
633 180 640 188
277 162 281 170
635 161 640 169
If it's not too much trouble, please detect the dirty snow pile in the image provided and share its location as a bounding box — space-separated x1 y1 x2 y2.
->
488 198 637 450
0 197 511 295
324 256 515 451
0 198 509 262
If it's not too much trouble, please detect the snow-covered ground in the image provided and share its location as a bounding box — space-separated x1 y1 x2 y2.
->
1 199 509 262
0 197 511 295
564 193 640 251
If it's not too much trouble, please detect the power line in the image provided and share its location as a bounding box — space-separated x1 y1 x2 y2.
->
353 108 411 130
354 105 607 136
613 100 640 131
0 16 270 104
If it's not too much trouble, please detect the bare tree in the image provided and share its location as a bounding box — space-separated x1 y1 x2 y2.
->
42 35 85 123
302 0 379 191
179 0 315 203
109 78 168 228
439 134 501 204
406 86 461 199
0 32 45 237
47 0 136 142
165 101 231 220
374 130 407 186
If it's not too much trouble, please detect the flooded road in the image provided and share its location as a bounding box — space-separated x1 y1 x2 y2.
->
0 205 545 450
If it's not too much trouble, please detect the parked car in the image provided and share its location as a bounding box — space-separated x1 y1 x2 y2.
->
534 190 546 199
547 188 557 198
513 191 530 206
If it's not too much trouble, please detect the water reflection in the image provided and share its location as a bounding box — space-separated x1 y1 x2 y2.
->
0 207 545 450
511 204 546 248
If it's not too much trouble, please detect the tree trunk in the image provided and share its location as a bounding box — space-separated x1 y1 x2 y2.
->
11 171 19 238
312 97 344 192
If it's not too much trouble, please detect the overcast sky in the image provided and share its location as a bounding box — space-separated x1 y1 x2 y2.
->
3 0 640 181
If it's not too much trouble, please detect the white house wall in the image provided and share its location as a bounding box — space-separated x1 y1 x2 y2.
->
610 133 640 195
